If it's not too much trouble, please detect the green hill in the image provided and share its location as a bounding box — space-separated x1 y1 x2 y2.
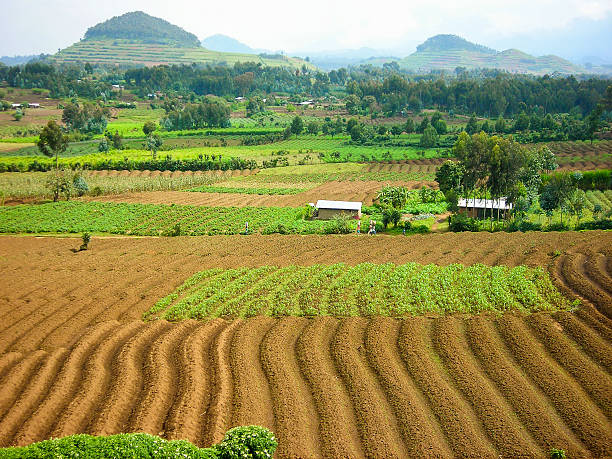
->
49 12 312 69
397 34 585 75
84 11 200 47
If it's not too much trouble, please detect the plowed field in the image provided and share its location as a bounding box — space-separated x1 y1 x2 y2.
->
85 180 436 207
0 232 611 457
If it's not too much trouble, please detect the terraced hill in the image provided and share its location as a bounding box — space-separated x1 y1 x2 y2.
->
397 35 584 75
50 39 309 68
48 11 311 69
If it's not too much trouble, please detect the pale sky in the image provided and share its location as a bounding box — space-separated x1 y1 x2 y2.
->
3 0 612 59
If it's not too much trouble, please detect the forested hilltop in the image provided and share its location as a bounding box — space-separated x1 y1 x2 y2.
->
83 11 200 47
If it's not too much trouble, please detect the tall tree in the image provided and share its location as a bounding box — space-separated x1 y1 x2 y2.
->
38 120 68 169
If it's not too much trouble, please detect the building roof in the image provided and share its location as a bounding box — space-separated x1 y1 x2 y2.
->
316 200 362 211
458 198 512 210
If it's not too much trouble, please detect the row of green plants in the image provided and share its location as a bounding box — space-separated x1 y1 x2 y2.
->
188 185 307 195
0 426 276 459
0 171 221 199
241 170 435 184
0 201 333 236
144 262 570 320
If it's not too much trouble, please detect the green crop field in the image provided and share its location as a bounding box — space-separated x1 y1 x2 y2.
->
188 185 308 195
143 262 570 320
0 201 333 235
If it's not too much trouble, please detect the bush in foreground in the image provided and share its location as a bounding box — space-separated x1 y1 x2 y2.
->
0 426 277 459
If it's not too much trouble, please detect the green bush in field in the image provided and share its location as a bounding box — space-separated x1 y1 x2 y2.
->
217 426 277 459
0 433 219 458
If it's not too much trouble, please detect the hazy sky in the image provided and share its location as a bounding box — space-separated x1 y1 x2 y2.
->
4 0 612 59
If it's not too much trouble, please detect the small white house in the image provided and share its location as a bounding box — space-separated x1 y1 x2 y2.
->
458 197 512 219
11 103 21 109
316 200 362 220
28 103 40 108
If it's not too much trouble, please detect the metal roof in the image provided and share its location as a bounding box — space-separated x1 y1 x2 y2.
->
316 200 362 211
458 198 512 210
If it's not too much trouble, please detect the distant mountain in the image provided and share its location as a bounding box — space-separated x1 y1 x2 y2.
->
202 34 256 54
416 34 496 54
48 12 312 69
299 47 394 70
0 55 40 66
396 34 585 75
84 11 200 47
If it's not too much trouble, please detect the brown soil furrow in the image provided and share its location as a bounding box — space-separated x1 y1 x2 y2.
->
432 316 542 456
295 317 364 458
0 348 69 447
49 321 145 439
260 317 321 458
229 317 275 431
201 319 240 446
466 315 587 456
12 321 117 446
398 317 498 458
560 253 612 319
331 318 410 458
129 321 200 436
577 305 612 337
0 351 47 419
163 319 226 446
526 314 612 418
584 251 612 294
0 352 22 383
496 314 612 456
364 317 453 457
554 311 612 372
89 320 171 435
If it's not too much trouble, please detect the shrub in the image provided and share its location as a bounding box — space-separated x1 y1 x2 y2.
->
73 175 89 197
550 449 566 459
79 232 91 251
449 213 478 232
217 425 277 459
544 222 570 232
324 214 352 234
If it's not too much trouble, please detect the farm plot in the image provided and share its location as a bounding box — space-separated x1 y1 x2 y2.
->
144 262 569 320
0 314 610 456
546 140 612 170
0 202 330 235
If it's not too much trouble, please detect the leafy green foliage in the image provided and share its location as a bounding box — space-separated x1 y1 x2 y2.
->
217 426 277 459
0 432 219 458
0 202 336 236
144 262 570 320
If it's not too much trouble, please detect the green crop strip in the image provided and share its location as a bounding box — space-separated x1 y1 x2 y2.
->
144 263 571 320
0 201 330 236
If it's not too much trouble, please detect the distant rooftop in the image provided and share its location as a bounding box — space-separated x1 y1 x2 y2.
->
316 200 362 211
458 198 512 210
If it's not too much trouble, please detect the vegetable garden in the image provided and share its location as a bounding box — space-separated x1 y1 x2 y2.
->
144 262 569 320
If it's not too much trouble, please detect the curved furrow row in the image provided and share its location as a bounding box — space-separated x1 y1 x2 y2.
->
260 317 321 458
364 317 453 457
576 305 612 339
0 348 68 447
295 317 364 458
553 311 612 373
129 321 200 436
465 315 587 456
229 317 275 431
38 270 164 350
560 253 612 319
431 316 541 457
163 319 226 446
0 352 22 384
331 318 409 458
0 351 47 420
496 314 612 457
526 314 612 418
49 321 145 439
200 319 240 446
397 317 498 458
11 321 118 446
88 320 171 436
584 251 612 294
